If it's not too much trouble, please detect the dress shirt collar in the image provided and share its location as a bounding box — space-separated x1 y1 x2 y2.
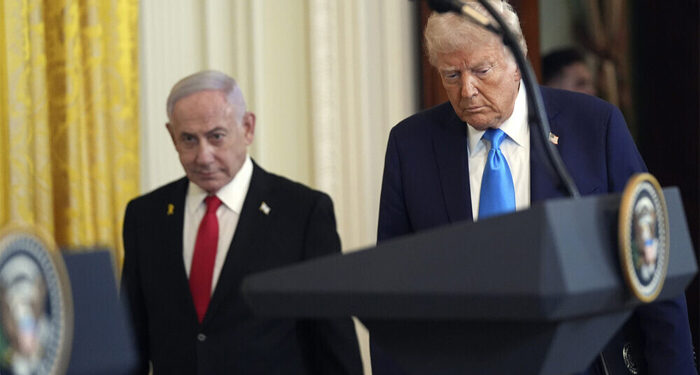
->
185 154 253 214
467 80 529 155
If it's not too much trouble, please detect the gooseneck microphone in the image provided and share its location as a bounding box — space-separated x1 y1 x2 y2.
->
426 0 581 198
426 0 497 33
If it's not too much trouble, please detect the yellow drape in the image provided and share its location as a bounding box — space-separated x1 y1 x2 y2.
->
0 0 139 265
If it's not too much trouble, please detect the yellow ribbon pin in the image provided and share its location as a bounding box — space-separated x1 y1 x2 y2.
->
259 202 271 215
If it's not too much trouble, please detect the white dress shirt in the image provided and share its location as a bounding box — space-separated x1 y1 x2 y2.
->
183 155 253 293
467 82 530 220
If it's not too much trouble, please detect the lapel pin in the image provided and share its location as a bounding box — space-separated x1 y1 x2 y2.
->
549 132 559 145
167 204 175 215
259 202 271 215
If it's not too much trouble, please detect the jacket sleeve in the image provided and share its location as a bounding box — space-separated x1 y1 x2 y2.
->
377 129 413 243
605 106 648 192
605 105 697 375
298 193 364 375
120 200 151 375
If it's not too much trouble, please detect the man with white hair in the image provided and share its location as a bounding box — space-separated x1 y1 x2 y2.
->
376 1 696 374
121 70 363 374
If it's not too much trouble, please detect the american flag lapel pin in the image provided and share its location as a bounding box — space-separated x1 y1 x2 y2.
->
259 201 271 215
549 132 559 145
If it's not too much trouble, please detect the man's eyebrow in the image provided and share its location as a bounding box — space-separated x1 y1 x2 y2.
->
205 126 228 135
439 66 460 72
179 130 195 138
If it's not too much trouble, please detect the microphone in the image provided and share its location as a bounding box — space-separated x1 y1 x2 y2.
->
425 0 581 198
425 0 461 13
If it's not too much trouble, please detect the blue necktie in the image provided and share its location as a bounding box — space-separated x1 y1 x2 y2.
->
478 128 515 219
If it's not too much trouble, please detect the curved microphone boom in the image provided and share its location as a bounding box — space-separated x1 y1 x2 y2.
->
426 0 498 33
425 0 459 13
426 0 581 198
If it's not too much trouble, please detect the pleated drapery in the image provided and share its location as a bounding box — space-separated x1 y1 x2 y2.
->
0 0 140 265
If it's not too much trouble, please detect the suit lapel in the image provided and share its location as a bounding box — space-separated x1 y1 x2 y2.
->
162 179 198 319
530 130 564 204
204 163 269 324
432 109 472 222
530 88 567 204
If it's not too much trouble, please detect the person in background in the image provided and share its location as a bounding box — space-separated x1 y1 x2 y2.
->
373 1 696 375
121 70 363 375
542 47 597 96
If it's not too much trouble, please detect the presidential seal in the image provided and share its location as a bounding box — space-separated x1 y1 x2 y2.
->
0 227 73 375
618 173 669 303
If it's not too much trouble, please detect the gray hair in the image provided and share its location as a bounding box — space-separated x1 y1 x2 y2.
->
424 0 527 67
166 70 247 122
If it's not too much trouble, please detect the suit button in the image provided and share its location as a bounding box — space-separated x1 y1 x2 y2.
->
197 333 206 342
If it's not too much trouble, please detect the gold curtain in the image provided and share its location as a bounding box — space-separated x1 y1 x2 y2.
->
0 0 139 265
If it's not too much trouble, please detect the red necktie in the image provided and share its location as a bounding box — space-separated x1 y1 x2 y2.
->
189 195 222 322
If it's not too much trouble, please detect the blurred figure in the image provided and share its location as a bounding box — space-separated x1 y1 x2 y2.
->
542 47 597 96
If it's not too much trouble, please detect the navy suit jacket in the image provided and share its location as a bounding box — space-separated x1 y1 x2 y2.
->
376 86 696 374
121 162 363 375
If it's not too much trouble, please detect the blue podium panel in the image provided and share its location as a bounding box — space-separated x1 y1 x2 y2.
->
62 250 137 375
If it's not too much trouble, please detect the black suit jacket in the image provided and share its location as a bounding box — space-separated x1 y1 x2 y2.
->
121 162 363 375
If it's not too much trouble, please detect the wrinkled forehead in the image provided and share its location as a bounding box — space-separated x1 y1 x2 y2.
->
171 90 238 122
430 29 515 70
435 23 498 52
435 38 512 70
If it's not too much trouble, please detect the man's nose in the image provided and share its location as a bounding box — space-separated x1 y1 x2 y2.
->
194 143 214 164
461 75 478 98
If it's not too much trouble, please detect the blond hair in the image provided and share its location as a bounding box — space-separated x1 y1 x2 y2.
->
424 0 527 66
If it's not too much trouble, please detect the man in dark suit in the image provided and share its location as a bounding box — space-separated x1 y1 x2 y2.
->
374 3 696 375
121 70 363 374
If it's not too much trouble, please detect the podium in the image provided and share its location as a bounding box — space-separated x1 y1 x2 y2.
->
62 250 138 375
241 188 697 374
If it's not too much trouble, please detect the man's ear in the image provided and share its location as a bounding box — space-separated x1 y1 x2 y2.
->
242 112 256 145
514 66 522 82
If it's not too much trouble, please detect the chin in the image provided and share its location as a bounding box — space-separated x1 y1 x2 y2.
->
204 184 224 194
191 179 222 194
463 115 501 130
464 121 491 131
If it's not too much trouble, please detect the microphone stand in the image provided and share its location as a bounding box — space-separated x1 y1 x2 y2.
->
470 0 581 198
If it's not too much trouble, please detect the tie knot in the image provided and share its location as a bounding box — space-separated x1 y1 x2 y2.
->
483 128 506 150
204 195 222 214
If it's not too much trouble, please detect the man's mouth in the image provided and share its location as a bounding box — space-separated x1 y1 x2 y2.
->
196 171 217 178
